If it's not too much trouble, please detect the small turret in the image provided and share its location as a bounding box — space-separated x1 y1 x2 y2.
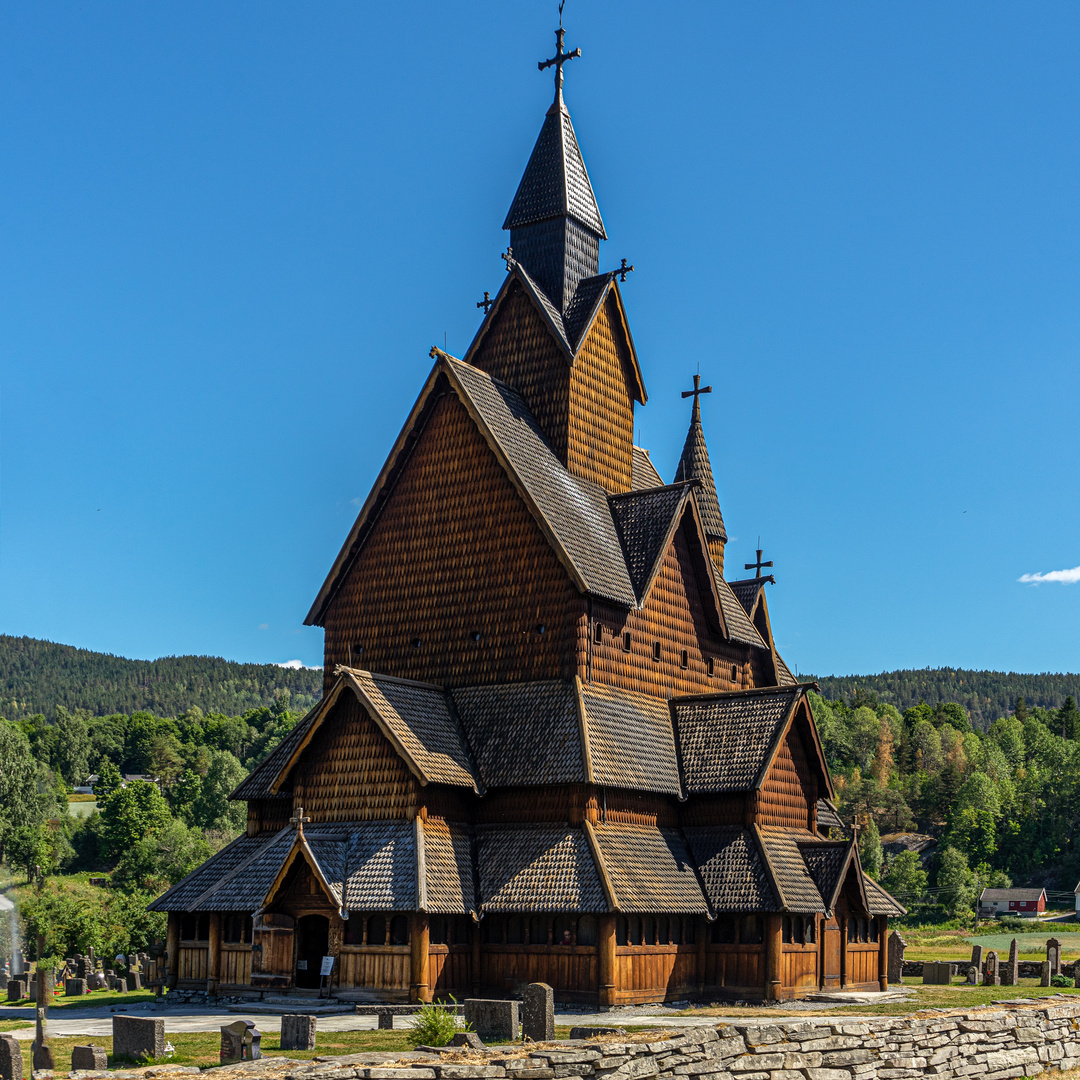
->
674 374 727 573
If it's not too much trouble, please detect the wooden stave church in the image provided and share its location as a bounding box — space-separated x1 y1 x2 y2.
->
151 28 903 1006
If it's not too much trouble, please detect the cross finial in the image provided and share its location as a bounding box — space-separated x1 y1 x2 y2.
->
289 805 311 837
500 247 514 272
477 291 495 314
539 25 581 105
681 372 712 424
614 259 635 282
744 542 773 579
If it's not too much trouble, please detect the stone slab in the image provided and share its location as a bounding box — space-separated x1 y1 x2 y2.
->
523 983 554 1043
464 999 519 1042
281 1014 317 1051
70 1045 107 1072
0 1034 23 1080
112 1015 165 1062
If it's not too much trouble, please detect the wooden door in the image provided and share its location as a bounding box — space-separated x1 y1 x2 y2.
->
821 916 841 989
252 915 294 988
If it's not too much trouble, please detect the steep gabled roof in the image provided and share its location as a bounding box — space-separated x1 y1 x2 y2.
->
503 99 606 238
684 826 779 913
609 483 695 601
797 839 855 912
631 446 664 490
755 826 826 914
712 565 769 649
673 393 726 543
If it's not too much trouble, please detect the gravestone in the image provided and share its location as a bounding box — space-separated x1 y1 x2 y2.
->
376 1009 393 1030
65 978 87 996
983 951 1000 986
110 977 127 993
451 1032 484 1049
522 982 554 1042
75 956 88 980
0 1034 23 1080
1002 938 1019 986
220 1020 261 1064
7 979 25 1003
113 1015 165 1061
1047 938 1062 976
922 961 951 985
970 943 983 968
966 965 979 985
463 999 519 1042
887 931 907 984
1075 963 1080 989
87 971 106 991
32 1005 55 1072
280 1014 316 1051
1040 960 1052 986
569 1026 625 1039
71 1045 108 1071
126 971 142 991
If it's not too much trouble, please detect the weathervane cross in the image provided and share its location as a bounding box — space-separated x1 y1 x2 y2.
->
681 372 712 423
744 546 774 579
539 25 581 101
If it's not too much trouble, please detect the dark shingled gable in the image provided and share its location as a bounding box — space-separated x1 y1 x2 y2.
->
580 682 680 794
685 826 779 913
476 823 606 913
422 818 476 915
797 840 851 910
673 686 802 793
452 680 585 789
728 578 762 617
591 822 708 914
865 874 907 917
757 827 825 914
609 484 694 602
631 446 664 490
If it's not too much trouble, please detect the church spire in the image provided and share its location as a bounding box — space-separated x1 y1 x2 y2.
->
502 24 606 312
674 374 728 572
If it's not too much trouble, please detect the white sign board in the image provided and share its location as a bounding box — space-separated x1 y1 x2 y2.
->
320 955 335 977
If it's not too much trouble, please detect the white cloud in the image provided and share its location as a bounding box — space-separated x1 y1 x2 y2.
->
258 623 269 630
1018 565 1080 585
276 659 323 670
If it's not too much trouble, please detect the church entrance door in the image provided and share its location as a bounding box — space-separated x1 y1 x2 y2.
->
821 916 841 989
296 915 329 990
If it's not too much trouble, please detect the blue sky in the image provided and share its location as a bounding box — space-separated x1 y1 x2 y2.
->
2 2 1078 677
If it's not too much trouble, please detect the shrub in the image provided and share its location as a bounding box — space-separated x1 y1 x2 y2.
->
408 997 469 1047
1052 974 1072 988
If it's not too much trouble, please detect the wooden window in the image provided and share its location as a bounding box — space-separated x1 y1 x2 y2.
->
615 916 628 946
868 918 878 943
641 915 656 945
847 918 857 944
576 915 598 946
593 622 603 644
469 631 482 644
554 914 574 945
622 631 631 653
411 637 422 649
181 914 209 942
529 915 549 946
669 916 682 945
351 643 364 665
657 916 669 944
741 914 763 944
627 915 643 946
680 649 689 669
711 915 736 944
805 917 815 944
782 915 793 944
390 915 409 945
223 915 251 944
707 657 715 678
428 916 446 945
481 917 503 944
652 640 661 662
731 664 738 681
345 913 366 945
367 915 387 946
506 915 526 944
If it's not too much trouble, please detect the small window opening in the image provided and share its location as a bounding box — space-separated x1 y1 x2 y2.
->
782 915 793 944
652 640 661 662
536 623 546 636
470 631 481 644
351 643 364 665
622 631 631 653
593 622 603 644
731 664 738 682
680 649 689 669
411 637 422 649
707 657 715 678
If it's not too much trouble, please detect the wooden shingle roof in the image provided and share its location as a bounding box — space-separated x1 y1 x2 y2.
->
631 446 664 490
684 826 778 912
756 826 827 915
420 819 476 915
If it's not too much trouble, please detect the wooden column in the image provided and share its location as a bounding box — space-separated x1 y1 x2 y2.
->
207 913 221 995
598 914 617 1010
695 917 708 996
165 913 180 990
471 921 481 996
764 914 783 1001
410 914 431 1003
839 917 848 988
877 917 888 992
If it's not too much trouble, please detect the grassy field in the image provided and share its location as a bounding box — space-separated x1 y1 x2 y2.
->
897 925 1080 962
1 988 160 1011
66 797 98 818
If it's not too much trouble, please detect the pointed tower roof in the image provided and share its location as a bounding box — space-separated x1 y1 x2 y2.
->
503 27 606 239
674 375 727 543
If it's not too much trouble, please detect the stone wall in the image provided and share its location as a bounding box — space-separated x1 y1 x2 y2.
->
903 962 1076 979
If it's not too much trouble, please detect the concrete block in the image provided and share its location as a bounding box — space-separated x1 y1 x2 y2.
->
65 978 87 996
923 962 952 985
112 1015 165 1061
70 1045 108 1071
281 1014 317 1051
464 999 519 1042
523 983 554 1043
6 980 25 1003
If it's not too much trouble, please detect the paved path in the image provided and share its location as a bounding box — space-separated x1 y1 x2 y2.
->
2 994 907 1041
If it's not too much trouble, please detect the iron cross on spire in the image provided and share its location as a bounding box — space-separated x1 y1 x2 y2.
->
681 372 712 423
745 546 774 579
539 26 581 101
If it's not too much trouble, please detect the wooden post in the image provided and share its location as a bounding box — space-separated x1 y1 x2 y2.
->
471 920 481 996
695 916 708 996
207 912 220 995
598 914 617 1010
764 914 783 1001
839 916 848 988
877 917 888 992
410 913 430 1003
166 912 180 989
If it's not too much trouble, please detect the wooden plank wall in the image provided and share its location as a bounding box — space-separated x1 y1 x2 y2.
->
220 945 251 986
337 947 411 995
430 945 471 995
781 944 818 993
479 946 599 996
178 945 208 983
757 727 812 830
613 946 697 1004
846 943 879 987
702 945 764 993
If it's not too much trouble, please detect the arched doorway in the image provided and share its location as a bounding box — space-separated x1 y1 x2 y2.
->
295 914 329 989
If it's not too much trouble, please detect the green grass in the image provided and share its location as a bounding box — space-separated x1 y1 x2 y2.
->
67 797 98 818
1 988 160 1011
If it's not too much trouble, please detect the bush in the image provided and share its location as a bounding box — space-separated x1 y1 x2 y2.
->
1052 974 1072 988
408 998 469 1047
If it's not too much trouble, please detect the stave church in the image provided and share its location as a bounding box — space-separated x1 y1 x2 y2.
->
151 24 902 1005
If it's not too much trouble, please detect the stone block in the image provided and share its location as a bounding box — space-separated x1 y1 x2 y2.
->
112 1015 165 1061
569 1028 624 1040
464 999 519 1042
888 932 907 985
1040 961 1051 987
0 1034 23 1080
451 1032 485 1049
923 962 952 985
7 979 25 1003
376 1009 393 1030
523 983 554 1043
281 1014 317 1052
70 1045 108 1071
65 978 87 996
126 972 142 991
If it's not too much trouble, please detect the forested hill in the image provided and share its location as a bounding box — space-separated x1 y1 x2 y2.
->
0 635 322 721
813 668 1080 729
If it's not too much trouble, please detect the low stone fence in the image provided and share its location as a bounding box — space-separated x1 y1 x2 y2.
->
274 1000 1080 1080
903 961 1076 979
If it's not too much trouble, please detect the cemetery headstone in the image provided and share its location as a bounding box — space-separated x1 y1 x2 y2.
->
1040 960 1052 986
451 1032 484 1049
969 944 983 968
70 1045 108 1072
7 979 25 1003
1002 939 1019 986
0 1034 23 1080
522 982 554 1042
280 1014 317 1051
887 931 907 984
113 1015 165 1062
464 999 519 1042
1047 938 1062 976
923 961 951 985
983 951 1000 986
966 965 979 985
65 978 87 996
219 1021 261 1064
32 1005 55 1072
126 971 142 991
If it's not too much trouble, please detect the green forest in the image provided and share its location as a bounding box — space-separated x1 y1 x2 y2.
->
0 635 322 721
812 668 1080 729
